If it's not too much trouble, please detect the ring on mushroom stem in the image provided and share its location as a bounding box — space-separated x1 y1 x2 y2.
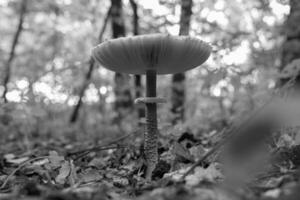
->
92 34 211 180
134 97 166 104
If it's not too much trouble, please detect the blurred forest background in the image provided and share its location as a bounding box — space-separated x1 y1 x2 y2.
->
1 0 300 199
0 0 296 142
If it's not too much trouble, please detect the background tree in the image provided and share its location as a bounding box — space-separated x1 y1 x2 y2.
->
281 0 300 88
0 0 292 137
1 0 28 103
111 0 133 121
129 0 144 119
170 0 193 124
69 6 112 123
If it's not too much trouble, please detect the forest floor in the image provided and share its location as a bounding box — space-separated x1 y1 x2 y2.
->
0 120 300 200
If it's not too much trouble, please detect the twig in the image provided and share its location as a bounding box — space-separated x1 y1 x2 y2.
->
105 132 134 146
0 156 48 190
72 145 127 161
69 130 139 161
68 132 134 157
180 77 296 181
254 170 296 182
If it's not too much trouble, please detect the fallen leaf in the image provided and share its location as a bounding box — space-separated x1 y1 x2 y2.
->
185 163 223 186
55 161 71 184
48 151 65 168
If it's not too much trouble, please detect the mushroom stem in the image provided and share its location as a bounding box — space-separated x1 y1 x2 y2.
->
144 69 158 180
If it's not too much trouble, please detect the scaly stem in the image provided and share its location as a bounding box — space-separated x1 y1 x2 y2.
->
145 69 158 180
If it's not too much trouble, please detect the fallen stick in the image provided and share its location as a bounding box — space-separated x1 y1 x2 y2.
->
72 145 128 161
68 131 135 157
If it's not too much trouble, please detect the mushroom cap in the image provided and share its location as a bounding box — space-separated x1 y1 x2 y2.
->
92 34 211 75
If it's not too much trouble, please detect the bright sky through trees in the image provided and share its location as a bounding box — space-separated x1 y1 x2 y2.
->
1 0 290 103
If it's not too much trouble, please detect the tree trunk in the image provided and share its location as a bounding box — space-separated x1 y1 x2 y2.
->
281 0 300 89
1 0 28 103
171 0 193 124
130 0 144 119
69 6 112 123
111 0 133 116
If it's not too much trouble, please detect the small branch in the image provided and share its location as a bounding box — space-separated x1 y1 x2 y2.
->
72 145 127 161
68 132 134 159
254 170 296 182
105 132 134 146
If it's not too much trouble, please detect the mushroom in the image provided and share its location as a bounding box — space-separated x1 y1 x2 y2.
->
92 34 211 180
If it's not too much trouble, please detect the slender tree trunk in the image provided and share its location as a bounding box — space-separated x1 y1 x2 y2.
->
130 0 139 36
111 0 133 117
130 0 144 119
1 0 28 103
171 0 193 124
281 0 300 89
70 58 95 123
70 6 112 123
